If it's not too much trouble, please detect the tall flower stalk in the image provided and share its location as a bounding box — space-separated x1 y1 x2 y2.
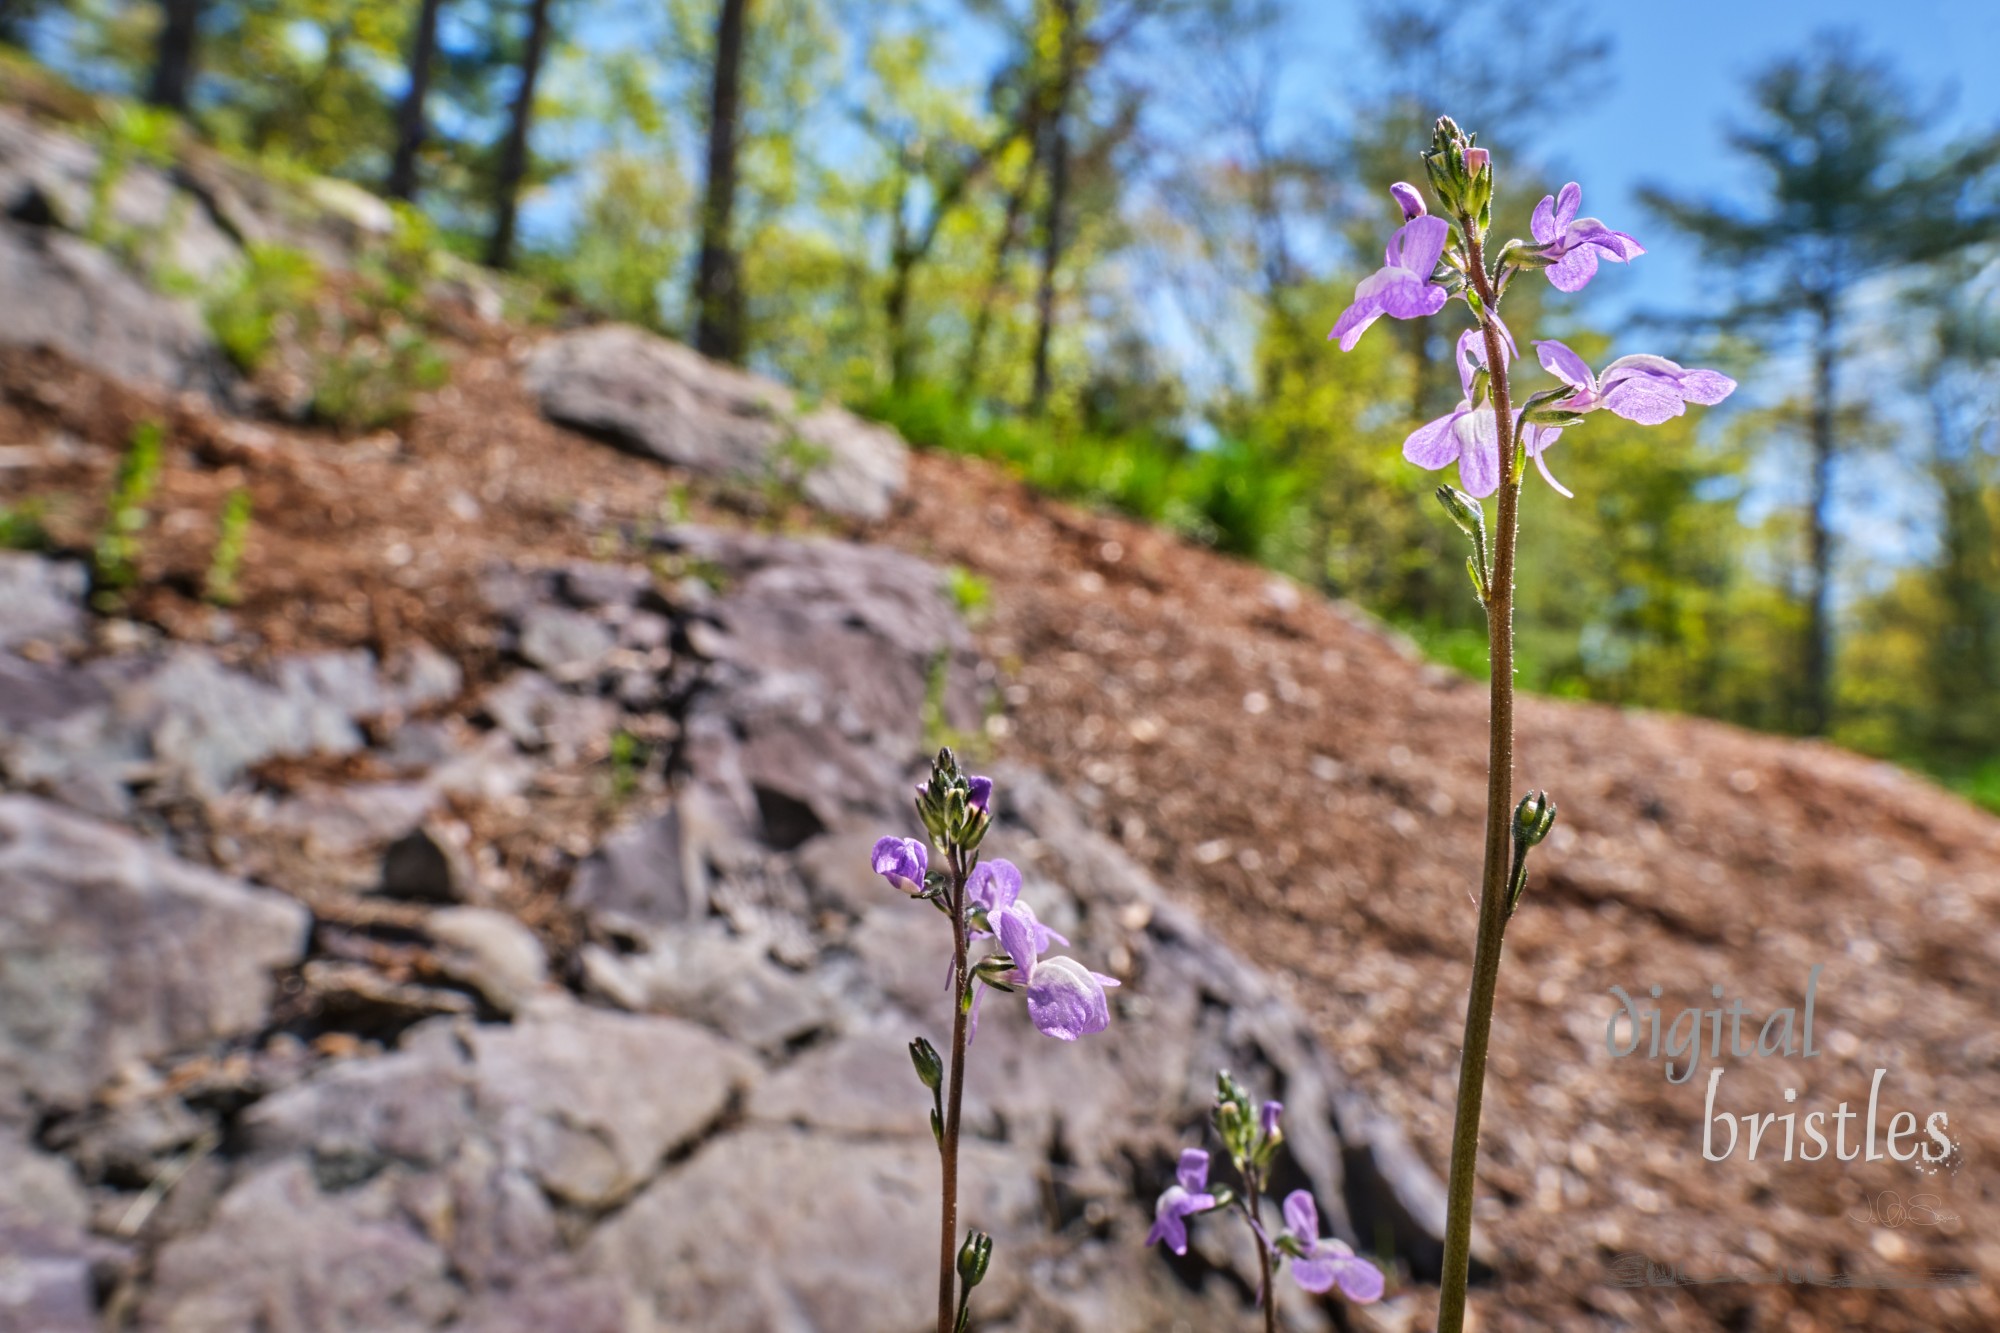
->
1328 118 1734 1332
874 749 1118 1333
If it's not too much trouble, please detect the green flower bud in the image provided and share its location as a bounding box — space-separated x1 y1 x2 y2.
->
1513 790 1557 847
909 1037 943 1093
1436 485 1486 542
957 1231 993 1289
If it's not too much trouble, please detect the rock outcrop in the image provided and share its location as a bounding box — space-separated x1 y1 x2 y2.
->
0 525 1426 1332
524 323 909 521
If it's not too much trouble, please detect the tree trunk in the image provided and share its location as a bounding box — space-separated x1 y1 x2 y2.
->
958 156 1035 401
1026 3 1078 418
486 0 552 270
147 0 204 113
1801 295 1838 736
693 0 751 364
386 0 445 202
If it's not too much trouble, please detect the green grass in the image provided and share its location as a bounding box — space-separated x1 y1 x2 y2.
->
861 383 1313 574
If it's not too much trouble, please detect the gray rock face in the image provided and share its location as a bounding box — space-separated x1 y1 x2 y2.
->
0 220 226 393
425 908 547 1016
0 643 455 820
0 107 242 286
523 324 907 521
0 524 1436 1331
0 796 309 1114
665 527 982 840
0 554 88 653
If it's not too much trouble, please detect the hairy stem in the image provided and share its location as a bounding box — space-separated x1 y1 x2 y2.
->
1248 1176 1280 1328
938 851 970 1333
1436 227 1519 1333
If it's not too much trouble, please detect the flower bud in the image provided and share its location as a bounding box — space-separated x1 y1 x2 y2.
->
1462 146 1489 174
1435 485 1486 546
956 1231 993 1289
1389 181 1426 221
1259 1100 1284 1144
1424 116 1474 215
909 1036 943 1092
1513 790 1557 847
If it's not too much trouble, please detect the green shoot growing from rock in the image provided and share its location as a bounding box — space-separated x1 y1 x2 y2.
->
203 486 252 606
92 419 164 604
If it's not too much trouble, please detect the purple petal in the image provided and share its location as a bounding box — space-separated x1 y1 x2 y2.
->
1676 368 1736 405
1373 270 1448 320
966 979 987 1044
1452 408 1500 498
1570 220 1644 262
1455 328 1484 398
1553 182 1582 232
1336 1254 1386 1302
1534 340 1595 394
1599 354 1682 379
1024 955 1110 1040
1388 215 1449 277
1290 1253 1341 1294
1329 292 1385 351
1259 1101 1283 1140
1545 245 1599 293
1389 181 1425 220
1600 375 1686 426
966 775 993 812
1403 411 1463 470
871 836 927 895
1146 1190 1191 1254
1530 193 1558 246
1281 1190 1319 1241
1523 425 1572 498
993 903 1041 978
966 859 1022 914
1176 1148 1210 1194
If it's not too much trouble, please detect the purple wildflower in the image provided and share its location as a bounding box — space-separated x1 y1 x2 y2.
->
871 836 928 896
993 901 1116 1041
967 775 993 813
1389 181 1426 221
1145 1149 1218 1255
1328 209 1451 351
966 858 1021 924
1463 146 1489 174
1535 340 1737 426
1260 1100 1283 1141
1280 1191 1385 1303
1529 183 1644 293
1402 329 1509 497
1520 423 1570 498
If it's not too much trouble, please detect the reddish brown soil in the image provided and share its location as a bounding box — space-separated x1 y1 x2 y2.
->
4 333 1997 1333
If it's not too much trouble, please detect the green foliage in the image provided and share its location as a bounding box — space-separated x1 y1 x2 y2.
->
207 244 322 372
867 383 1313 571
548 152 691 329
0 500 50 551
312 324 449 432
945 566 990 620
203 486 253 606
92 419 163 598
84 99 181 269
608 730 643 802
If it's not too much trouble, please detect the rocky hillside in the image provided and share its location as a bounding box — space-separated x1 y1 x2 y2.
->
1 89 1997 1333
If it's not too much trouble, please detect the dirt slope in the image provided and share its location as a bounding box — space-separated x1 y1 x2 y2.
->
4 333 1997 1331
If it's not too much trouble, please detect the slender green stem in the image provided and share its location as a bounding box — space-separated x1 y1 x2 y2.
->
1435 225 1520 1333
937 850 970 1333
